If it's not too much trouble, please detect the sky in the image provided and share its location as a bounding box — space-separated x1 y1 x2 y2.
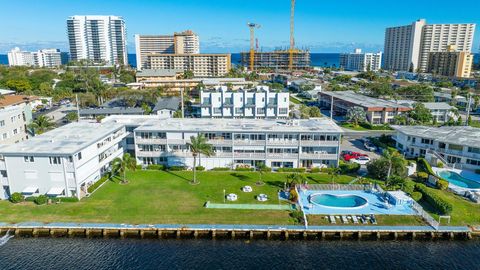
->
0 0 479 54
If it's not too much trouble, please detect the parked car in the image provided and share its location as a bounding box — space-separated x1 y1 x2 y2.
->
351 156 371 165
364 142 377 152
343 152 368 161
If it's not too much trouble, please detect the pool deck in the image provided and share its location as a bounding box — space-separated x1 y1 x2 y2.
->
299 190 416 215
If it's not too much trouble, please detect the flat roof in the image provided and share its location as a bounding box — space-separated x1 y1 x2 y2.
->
0 89 16 95
392 125 480 146
79 107 144 115
393 100 453 110
0 121 125 155
136 69 182 77
153 97 180 111
320 91 410 110
134 118 343 133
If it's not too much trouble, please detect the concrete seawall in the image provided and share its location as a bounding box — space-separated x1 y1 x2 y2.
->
1 223 477 241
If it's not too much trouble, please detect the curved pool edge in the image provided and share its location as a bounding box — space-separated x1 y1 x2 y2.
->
435 169 480 190
308 193 369 209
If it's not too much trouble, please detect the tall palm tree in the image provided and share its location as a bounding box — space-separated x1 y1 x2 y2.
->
111 153 137 184
328 167 340 185
28 115 55 135
382 150 404 180
187 134 214 184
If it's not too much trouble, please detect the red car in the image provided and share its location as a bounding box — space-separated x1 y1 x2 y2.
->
342 152 368 161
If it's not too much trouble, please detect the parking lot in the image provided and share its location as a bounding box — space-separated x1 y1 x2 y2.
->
341 136 382 160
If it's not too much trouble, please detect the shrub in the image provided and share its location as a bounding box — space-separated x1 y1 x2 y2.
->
210 167 231 171
10 192 24 203
25 196 36 202
411 191 422 201
235 167 254 171
147 164 164 170
417 158 435 175
320 167 330 173
339 161 361 174
58 197 79 203
136 165 143 170
437 162 444 168
417 172 429 182
195 166 205 171
401 180 415 195
436 179 449 190
415 184 452 214
310 167 321 173
34 195 48 205
168 166 186 171
289 210 304 224
87 176 109 193
278 168 306 173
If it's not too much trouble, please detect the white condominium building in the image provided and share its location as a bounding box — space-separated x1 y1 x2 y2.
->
393 125 480 171
339 49 382 71
0 95 36 145
383 19 475 72
67 15 128 66
135 30 200 70
200 86 290 119
146 53 231 77
0 121 127 200
132 118 343 170
35 49 62 68
7 47 36 66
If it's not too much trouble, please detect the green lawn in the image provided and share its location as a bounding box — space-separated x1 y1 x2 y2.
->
416 184 480 226
307 215 426 226
340 123 371 131
0 171 354 225
290 96 302 104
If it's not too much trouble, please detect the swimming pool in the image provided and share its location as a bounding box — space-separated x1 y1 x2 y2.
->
437 170 480 189
309 194 368 209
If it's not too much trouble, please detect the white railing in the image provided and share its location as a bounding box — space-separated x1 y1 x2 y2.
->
412 200 439 230
305 184 371 191
294 185 308 229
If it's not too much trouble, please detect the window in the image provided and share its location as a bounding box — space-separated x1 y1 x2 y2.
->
0 120 4 126
421 138 432 145
256 108 265 114
235 108 244 114
10 116 15 123
468 147 480 154
279 108 288 114
68 156 73 162
49 157 62 165
213 108 222 114
2 133 6 140
13 129 17 135
77 152 82 160
448 144 463 151
24 156 34 162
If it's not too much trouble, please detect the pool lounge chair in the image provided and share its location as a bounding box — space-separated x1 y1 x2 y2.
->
329 215 336 224
341 216 348 224
352 215 359 224
361 215 368 224
370 214 377 225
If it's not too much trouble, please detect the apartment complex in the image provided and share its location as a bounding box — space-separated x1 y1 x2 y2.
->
7 48 62 68
393 125 480 170
240 50 311 70
383 19 475 72
199 86 290 119
67 15 128 65
427 46 474 78
145 54 231 77
339 49 382 72
0 95 35 145
134 30 200 70
132 118 343 170
318 91 411 124
0 121 127 200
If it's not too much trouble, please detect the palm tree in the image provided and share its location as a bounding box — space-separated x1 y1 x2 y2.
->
256 162 269 186
187 134 214 184
328 167 340 185
346 106 366 127
28 115 55 135
111 153 137 184
382 150 404 180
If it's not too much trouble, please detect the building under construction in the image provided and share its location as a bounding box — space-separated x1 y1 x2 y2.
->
240 50 311 70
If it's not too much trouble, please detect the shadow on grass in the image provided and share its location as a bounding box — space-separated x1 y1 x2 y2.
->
265 180 285 189
230 173 251 181
164 170 191 183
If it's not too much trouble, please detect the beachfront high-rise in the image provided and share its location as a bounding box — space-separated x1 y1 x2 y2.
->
8 47 62 68
67 15 128 66
339 49 382 72
135 30 200 70
383 19 475 72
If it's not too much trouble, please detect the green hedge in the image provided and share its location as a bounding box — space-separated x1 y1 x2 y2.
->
147 164 164 170
360 122 392 130
277 168 306 173
195 166 205 171
310 167 321 173
235 167 254 171
210 167 231 171
87 176 109 193
34 195 48 205
415 184 453 214
10 192 24 203
339 161 360 174
167 166 187 171
417 158 435 175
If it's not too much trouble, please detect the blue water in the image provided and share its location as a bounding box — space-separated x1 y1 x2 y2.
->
310 193 368 208
2 53 479 68
438 170 480 189
0 238 479 269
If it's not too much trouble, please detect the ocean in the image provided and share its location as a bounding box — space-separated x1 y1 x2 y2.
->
0 238 479 269
2 53 479 69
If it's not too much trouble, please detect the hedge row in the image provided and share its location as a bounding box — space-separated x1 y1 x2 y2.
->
417 158 435 175
339 161 361 174
277 168 306 173
359 122 393 130
415 183 453 214
87 176 109 193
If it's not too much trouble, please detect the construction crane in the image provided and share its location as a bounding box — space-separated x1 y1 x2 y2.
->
289 0 296 71
247 22 261 71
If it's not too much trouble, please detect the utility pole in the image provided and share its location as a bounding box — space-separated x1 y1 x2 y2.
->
330 95 334 120
75 94 80 122
181 87 185 118
465 93 472 126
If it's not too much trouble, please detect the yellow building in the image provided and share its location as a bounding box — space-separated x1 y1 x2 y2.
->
427 45 473 78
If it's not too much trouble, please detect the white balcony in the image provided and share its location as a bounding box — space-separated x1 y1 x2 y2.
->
300 153 338 160
234 140 265 146
233 152 265 159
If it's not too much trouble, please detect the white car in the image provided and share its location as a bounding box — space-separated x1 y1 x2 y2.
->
364 142 377 152
351 156 371 165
